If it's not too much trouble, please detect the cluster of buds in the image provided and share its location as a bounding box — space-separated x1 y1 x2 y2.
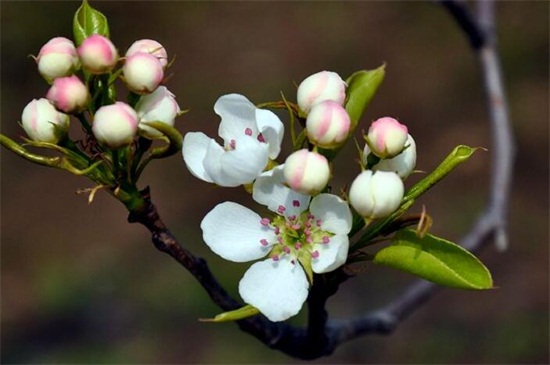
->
23 34 181 149
284 71 416 220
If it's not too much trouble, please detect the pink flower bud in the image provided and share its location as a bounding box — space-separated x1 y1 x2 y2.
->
364 134 417 178
283 149 330 195
36 37 79 81
126 39 168 67
297 71 346 113
46 75 89 113
349 170 404 219
122 52 164 94
21 98 69 144
92 102 138 148
135 86 181 139
77 35 118 74
366 117 408 158
306 101 350 148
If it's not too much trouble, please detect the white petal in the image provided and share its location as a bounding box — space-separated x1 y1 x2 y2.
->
253 165 310 218
201 202 275 262
309 194 352 234
239 257 309 322
182 132 214 183
215 94 258 141
311 234 349 274
255 108 284 159
202 136 268 187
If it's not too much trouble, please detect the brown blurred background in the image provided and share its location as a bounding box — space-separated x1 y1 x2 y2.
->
1 1 548 363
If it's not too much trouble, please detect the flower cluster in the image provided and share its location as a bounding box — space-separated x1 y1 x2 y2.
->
23 35 181 148
183 70 417 322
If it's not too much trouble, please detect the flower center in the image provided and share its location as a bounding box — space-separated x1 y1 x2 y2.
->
258 200 331 263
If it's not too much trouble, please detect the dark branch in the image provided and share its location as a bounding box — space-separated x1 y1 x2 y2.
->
127 0 514 359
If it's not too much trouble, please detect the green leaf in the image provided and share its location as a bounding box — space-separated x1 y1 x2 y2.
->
344 65 385 131
373 229 493 290
200 304 260 323
73 0 110 46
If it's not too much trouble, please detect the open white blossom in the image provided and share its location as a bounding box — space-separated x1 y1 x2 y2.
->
200 166 352 322
182 94 284 187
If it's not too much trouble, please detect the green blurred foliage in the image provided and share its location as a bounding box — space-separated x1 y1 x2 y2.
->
1 1 548 364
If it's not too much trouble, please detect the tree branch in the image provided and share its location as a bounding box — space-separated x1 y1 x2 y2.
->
128 0 514 359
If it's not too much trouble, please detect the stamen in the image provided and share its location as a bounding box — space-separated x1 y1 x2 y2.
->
260 239 269 246
229 139 236 149
244 127 253 136
293 200 300 207
257 133 265 143
277 236 283 243
274 227 280 235
277 205 286 214
288 215 296 221
306 236 313 244
260 218 270 226
322 236 330 244
291 259 295 265
272 255 280 262
316 219 323 227
294 243 302 250
311 250 320 259
291 223 301 230
283 246 291 254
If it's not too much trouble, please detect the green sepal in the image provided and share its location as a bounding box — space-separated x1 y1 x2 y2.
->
73 0 110 46
344 65 385 131
200 304 260 323
373 229 493 290
352 145 480 250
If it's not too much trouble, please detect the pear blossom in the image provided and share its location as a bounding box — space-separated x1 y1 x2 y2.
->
297 71 346 113
283 149 330 195
126 39 168 67
21 98 69 143
201 166 352 321
306 100 350 148
122 52 164 94
46 75 89 113
365 117 408 158
92 102 138 148
349 170 404 219
135 86 181 139
182 94 284 187
364 134 417 178
77 34 118 74
36 37 79 81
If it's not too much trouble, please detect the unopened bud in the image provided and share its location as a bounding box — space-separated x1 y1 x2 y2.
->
36 37 79 81
283 149 330 195
126 39 168 67
306 101 350 148
364 134 417 178
297 71 346 113
135 86 181 139
122 52 164 94
365 117 408 158
349 170 404 219
21 98 69 144
92 102 138 148
46 75 89 113
77 35 118 74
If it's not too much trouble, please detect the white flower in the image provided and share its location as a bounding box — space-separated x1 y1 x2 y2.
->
283 149 330 195
92 102 138 148
36 37 79 82
364 134 417 178
296 71 346 113
182 94 284 187
126 39 168 67
21 98 69 144
201 166 352 321
349 170 404 219
135 86 181 139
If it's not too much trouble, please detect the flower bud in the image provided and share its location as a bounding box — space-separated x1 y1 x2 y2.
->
126 39 168 67
306 100 350 148
349 170 404 219
364 134 417 178
283 149 330 195
77 35 118 74
36 37 79 81
135 86 181 139
92 102 138 148
21 98 69 144
122 52 164 94
46 75 89 113
297 71 346 113
365 117 408 158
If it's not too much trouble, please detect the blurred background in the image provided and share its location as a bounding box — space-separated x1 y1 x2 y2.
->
1 1 548 363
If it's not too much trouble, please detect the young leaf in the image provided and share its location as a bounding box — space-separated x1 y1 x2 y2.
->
344 65 385 130
373 229 493 290
200 304 260 323
73 0 110 46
